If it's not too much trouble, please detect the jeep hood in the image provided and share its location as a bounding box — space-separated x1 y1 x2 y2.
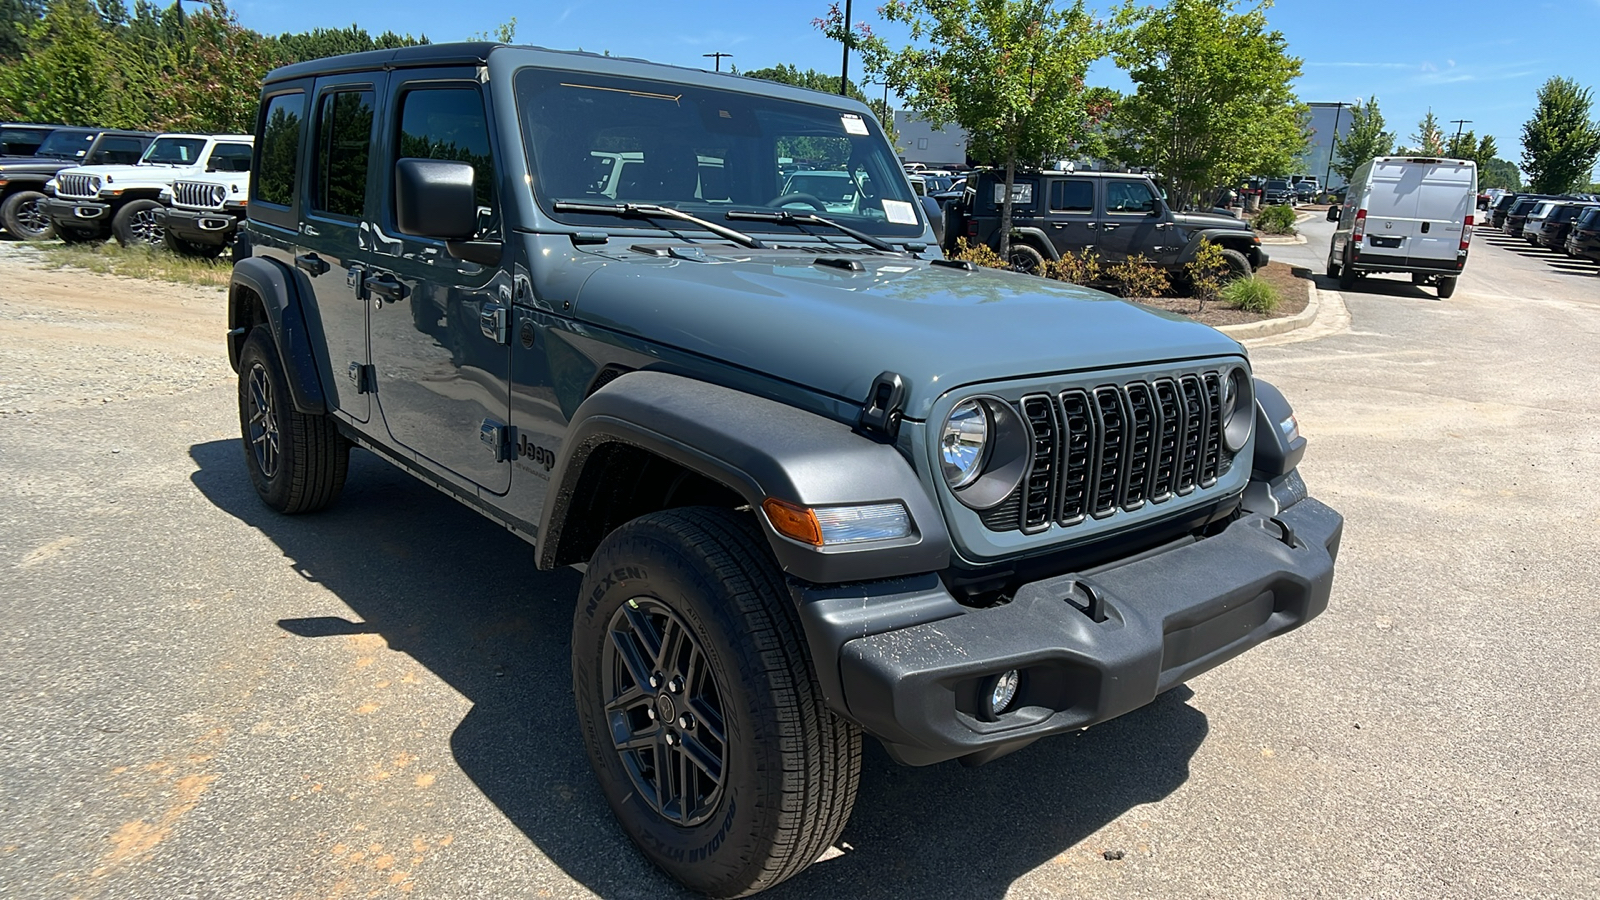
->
53 163 185 186
571 249 1242 420
0 156 72 175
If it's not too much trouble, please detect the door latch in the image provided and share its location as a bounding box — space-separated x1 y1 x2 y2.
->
856 371 905 442
346 362 375 394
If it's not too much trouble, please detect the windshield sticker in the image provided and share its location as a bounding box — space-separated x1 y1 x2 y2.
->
841 114 869 136
882 199 918 225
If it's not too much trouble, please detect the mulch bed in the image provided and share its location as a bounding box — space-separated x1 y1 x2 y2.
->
1132 261 1311 328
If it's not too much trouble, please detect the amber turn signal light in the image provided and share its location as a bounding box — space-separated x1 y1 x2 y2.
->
762 497 823 546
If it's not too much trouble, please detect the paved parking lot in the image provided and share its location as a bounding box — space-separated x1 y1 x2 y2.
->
2 226 1597 899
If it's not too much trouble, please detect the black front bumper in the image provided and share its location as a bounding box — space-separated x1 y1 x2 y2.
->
44 197 111 229
796 496 1342 766
159 207 239 246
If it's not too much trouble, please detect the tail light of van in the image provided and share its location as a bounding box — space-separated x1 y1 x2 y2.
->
1351 208 1367 247
1460 215 1473 252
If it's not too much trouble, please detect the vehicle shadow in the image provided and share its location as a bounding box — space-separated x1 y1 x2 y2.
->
189 439 1207 899
1311 272 1438 301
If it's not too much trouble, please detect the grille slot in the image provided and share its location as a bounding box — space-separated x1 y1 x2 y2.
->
977 367 1235 534
174 181 225 209
57 173 98 199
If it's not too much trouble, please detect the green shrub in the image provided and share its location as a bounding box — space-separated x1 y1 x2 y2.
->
1220 275 1281 313
1106 253 1169 299
1040 248 1101 286
1254 203 1297 235
1184 239 1228 307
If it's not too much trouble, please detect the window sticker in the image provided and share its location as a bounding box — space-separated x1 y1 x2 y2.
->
841 114 869 136
882 199 918 224
994 182 1033 205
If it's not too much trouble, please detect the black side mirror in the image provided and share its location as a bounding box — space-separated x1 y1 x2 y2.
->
396 158 479 239
1326 206 1341 222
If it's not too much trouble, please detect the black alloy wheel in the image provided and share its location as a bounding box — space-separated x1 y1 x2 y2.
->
112 199 165 248
245 359 281 480
1 190 55 241
603 596 728 827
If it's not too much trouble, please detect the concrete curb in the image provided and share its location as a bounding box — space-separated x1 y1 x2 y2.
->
1218 278 1323 341
1258 233 1307 245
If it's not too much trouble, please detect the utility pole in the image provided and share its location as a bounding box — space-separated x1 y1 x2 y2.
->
1450 119 1472 156
1322 101 1346 191
702 52 732 73
839 0 852 96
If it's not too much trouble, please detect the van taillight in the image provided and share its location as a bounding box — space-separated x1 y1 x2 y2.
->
1460 214 1473 252
1352 208 1367 244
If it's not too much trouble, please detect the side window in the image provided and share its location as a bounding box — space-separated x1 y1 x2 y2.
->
1105 180 1157 214
312 90 376 218
90 138 145 166
396 86 497 236
1049 179 1094 212
255 91 305 208
206 142 254 173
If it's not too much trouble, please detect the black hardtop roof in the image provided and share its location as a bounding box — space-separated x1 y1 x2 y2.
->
262 42 874 114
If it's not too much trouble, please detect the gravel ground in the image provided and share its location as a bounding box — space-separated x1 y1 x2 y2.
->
1 230 1598 900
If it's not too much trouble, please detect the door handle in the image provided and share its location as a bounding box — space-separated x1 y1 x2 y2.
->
365 272 409 303
1101 223 1120 231
1085 222 1098 230
1155 222 1172 230
1051 222 1067 228
294 253 330 276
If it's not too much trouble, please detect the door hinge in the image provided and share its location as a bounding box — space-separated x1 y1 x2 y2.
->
480 419 517 462
856 371 906 442
480 302 508 344
347 362 376 394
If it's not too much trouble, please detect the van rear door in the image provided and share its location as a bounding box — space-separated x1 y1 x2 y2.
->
1363 159 1475 270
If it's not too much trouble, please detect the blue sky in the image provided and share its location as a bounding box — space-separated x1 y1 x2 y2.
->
232 0 1600 175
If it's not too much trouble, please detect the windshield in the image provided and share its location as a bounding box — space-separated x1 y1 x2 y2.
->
1266 179 1289 190
515 67 921 237
141 137 208 166
32 129 96 160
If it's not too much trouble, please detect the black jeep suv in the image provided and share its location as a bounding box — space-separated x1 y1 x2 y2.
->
942 169 1268 277
230 43 1340 897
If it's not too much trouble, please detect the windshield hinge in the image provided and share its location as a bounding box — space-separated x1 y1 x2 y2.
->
856 371 906 443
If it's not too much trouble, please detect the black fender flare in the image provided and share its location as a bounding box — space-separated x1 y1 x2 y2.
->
538 371 951 584
1005 226 1060 260
1177 229 1257 265
1251 378 1307 480
228 256 328 415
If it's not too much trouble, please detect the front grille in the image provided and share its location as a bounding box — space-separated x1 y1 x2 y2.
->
992 370 1229 534
173 180 226 210
56 173 99 199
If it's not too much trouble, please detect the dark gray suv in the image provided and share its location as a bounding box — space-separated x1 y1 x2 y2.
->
229 42 1341 897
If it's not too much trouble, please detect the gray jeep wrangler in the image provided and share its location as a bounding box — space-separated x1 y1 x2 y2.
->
230 43 1341 897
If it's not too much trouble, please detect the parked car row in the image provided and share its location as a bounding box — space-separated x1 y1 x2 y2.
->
1512 197 1600 262
0 122 251 257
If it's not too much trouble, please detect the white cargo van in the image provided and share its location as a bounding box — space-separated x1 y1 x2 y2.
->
1325 156 1478 299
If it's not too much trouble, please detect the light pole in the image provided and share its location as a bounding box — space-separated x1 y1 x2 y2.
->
1450 119 1472 156
1322 100 1346 192
839 0 852 96
702 52 732 73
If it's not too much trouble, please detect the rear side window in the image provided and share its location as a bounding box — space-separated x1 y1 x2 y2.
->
1049 179 1094 212
313 90 376 218
396 86 497 233
255 92 305 208
0 127 51 156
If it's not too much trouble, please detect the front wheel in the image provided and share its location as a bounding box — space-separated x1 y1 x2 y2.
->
572 507 861 898
236 328 349 513
112 199 165 248
1 190 56 240
1219 248 1252 281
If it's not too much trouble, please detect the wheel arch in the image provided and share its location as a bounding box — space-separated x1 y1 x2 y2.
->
229 256 328 415
1004 226 1060 261
538 371 951 584
1177 229 1257 264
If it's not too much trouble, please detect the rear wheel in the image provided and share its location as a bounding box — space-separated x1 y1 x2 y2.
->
1 190 55 240
1006 242 1045 274
1437 276 1457 299
237 328 349 513
1337 247 1358 290
1325 249 1340 279
572 507 861 898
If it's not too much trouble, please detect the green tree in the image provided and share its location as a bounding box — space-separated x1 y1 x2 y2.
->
0 0 137 126
1520 76 1600 194
1 0 46 61
1480 157 1522 190
848 0 1121 259
1109 0 1306 209
1330 95 1392 184
1399 109 1445 155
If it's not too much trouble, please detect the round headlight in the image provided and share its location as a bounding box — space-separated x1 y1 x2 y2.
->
1222 367 1252 452
940 399 990 489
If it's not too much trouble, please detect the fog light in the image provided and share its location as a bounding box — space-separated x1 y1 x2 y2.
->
984 669 1020 719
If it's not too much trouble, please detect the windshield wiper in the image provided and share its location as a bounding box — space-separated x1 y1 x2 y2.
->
725 209 900 253
552 201 766 249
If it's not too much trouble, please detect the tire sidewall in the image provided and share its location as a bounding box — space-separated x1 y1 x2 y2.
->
2 190 55 240
113 199 165 248
571 521 781 893
1008 242 1045 273
237 329 297 510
